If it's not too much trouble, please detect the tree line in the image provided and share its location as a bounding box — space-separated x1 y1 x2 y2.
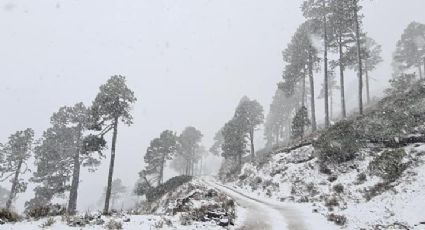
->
264 0 384 147
0 76 136 215
216 1 425 179
134 126 206 196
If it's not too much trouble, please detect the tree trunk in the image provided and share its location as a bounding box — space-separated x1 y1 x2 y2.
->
354 1 363 115
323 6 330 127
199 157 203 175
418 65 423 80
238 153 242 173
338 38 347 118
302 74 306 108
308 53 317 131
6 160 23 211
275 128 279 146
103 117 119 215
423 58 425 80
330 87 333 121
249 128 255 161
191 159 194 176
159 154 165 185
68 126 82 215
365 69 370 104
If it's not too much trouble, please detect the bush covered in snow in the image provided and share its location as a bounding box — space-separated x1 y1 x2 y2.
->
327 213 347 226
25 203 66 219
104 219 123 230
145 176 192 202
40 217 55 228
314 120 364 165
368 149 407 181
0 208 21 223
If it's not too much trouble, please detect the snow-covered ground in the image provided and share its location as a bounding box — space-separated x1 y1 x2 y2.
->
1 214 223 230
229 144 425 229
4 143 425 230
1 179 239 230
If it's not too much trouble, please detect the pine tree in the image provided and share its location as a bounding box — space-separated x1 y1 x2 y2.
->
393 21 425 79
134 170 154 196
352 0 364 115
209 128 224 156
318 70 339 121
175 127 203 176
91 75 137 214
0 128 34 211
328 0 356 118
30 126 75 209
281 20 320 131
291 106 311 140
30 103 105 215
302 0 331 127
143 130 177 185
221 116 247 173
100 179 127 210
346 36 383 103
264 88 299 147
234 97 264 160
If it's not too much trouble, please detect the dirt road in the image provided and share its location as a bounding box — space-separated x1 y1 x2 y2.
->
202 179 337 230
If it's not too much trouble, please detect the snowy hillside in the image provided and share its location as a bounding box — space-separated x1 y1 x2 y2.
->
228 143 425 229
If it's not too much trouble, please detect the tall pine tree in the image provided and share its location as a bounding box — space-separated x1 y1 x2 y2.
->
393 22 425 79
234 97 264 160
91 75 136 214
302 0 331 127
30 103 105 215
143 130 177 185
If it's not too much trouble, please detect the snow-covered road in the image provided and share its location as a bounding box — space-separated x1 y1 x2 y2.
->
202 178 338 230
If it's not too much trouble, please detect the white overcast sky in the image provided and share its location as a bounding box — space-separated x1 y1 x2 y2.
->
1 0 425 211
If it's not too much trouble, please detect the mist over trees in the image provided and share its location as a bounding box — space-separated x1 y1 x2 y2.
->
1 1 425 225
174 127 204 176
264 88 297 148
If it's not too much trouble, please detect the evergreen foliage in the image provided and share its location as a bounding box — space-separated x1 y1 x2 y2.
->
234 97 264 160
369 149 407 181
314 120 363 164
29 103 105 215
0 129 34 211
393 22 425 78
143 130 178 185
174 127 204 176
291 106 311 140
91 75 136 214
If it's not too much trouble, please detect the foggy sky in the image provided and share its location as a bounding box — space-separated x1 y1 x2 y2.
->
1 0 425 211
